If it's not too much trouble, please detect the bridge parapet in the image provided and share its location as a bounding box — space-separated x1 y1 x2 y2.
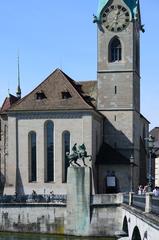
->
123 192 159 215
91 193 123 206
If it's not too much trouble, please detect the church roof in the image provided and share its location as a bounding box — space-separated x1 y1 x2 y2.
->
97 0 139 20
0 94 19 113
9 69 97 112
96 143 129 165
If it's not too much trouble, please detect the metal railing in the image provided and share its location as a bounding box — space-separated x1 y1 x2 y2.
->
132 194 145 210
0 194 67 204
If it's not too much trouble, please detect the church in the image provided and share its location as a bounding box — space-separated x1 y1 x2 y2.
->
0 0 149 195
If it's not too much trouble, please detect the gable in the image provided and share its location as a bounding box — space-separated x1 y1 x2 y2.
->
1 94 19 113
10 69 95 111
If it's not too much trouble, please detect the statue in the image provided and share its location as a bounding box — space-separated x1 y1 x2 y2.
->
66 143 92 167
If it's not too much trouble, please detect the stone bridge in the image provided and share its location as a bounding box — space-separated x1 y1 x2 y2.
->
0 167 159 239
121 193 159 240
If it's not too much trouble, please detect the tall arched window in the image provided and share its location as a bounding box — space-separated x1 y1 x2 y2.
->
109 37 122 62
62 131 70 183
45 121 54 182
28 131 37 182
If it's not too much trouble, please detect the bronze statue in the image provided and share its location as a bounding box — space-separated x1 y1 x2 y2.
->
66 143 92 167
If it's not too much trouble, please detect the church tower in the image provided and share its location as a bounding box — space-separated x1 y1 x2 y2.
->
95 0 144 191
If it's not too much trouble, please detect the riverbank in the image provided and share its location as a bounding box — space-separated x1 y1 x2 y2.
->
0 232 117 240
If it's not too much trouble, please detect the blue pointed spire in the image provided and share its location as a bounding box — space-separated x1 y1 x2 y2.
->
97 0 139 20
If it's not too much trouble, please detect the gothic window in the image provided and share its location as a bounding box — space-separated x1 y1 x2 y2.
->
62 131 70 183
28 131 37 182
109 37 122 62
45 121 54 182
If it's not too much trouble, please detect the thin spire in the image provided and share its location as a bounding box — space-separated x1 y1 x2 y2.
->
8 88 10 97
16 52 21 99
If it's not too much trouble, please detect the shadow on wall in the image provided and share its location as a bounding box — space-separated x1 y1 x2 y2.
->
104 117 134 157
96 117 147 193
16 167 24 195
104 117 147 168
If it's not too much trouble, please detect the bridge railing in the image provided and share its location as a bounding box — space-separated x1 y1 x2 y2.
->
123 192 159 215
0 194 67 204
132 194 145 210
151 197 159 215
123 193 129 204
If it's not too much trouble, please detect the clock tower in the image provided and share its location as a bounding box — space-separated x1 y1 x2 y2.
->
95 0 144 191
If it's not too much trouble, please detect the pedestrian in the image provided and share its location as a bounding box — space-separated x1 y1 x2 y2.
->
153 186 159 197
143 185 148 194
138 185 143 195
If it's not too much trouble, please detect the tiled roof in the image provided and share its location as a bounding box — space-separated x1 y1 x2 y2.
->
0 94 19 113
79 81 97 107
10 69 97 112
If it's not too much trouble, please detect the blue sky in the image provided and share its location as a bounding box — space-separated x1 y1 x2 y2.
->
0 1 158 129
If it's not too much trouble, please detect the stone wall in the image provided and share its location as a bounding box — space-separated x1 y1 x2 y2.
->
0 114 8 194
0 203 66 234
0 194 123 236
5 111 100 195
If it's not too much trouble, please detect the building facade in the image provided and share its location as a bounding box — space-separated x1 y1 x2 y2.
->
149 127 159 187
0 0 149 195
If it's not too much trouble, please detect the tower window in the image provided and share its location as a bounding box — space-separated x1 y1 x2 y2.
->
109 37 122 62
115 86 117 94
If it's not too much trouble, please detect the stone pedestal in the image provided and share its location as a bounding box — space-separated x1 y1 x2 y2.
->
145 192 153 213
65 166 91 236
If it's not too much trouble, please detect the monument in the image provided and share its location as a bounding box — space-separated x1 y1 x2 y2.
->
65 144 92 236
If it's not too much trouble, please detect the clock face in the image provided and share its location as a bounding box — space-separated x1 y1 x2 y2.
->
101 5 130 32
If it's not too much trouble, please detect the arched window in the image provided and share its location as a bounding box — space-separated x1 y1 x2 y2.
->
28 131 37 182
45 121 54 182
62 131 70 183
109 37 122 62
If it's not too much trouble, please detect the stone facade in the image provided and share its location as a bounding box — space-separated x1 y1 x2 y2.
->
96 0 148 192
0 114 8 194
5 111 102 195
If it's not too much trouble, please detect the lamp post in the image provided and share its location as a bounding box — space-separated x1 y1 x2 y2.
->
147 135 155 192
130 154 134 192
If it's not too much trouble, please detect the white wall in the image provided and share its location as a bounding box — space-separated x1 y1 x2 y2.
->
5 111 102 195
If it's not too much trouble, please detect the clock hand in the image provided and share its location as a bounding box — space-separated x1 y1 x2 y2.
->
109 21 115 29
118 12 126 18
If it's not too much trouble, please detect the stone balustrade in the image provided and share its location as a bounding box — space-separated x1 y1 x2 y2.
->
123 192 159 214
0 194 67 204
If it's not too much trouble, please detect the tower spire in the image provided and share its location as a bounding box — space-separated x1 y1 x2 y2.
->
16 53 21 99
